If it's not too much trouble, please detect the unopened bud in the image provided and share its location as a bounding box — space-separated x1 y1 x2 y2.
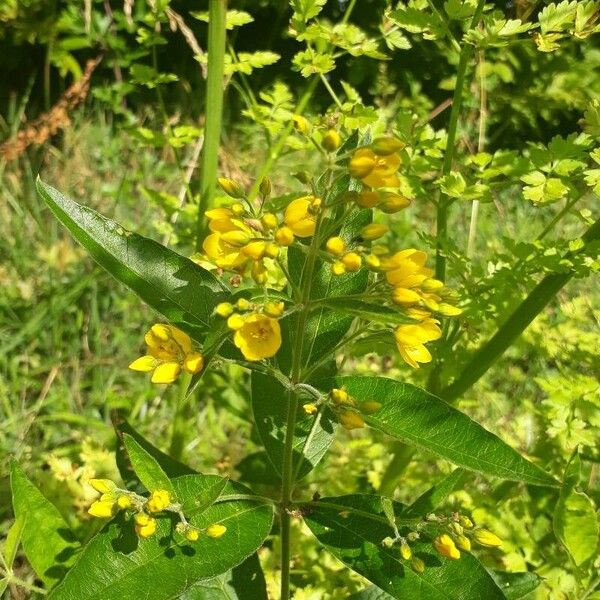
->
322 129 341 152
326 236 346 256
360 223 389 241
371 137 405 156
411 557 425 573
400 541 412 560
360 401 382 414
473 529 502 548
217 178 244 198
292 114 310 135
339 410 365 430
259 177 272 198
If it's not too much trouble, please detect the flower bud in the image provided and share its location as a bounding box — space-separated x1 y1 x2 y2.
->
455 534 471 551
434 534 461 560
322 129 341 152
259 177 272 198
217 178 244 198
185 527 200 542
407 531 420 542
379 193 411 214
146 489 171 513
371 137 405 156
292 114 310 135
227 314 245 330
216 302 234 317
421 278 444 292
242 241 268 260
360 223 389 241
206 523 227 538
231 203 245 216
261 213 278 230
325 236 346 256
400 541 412 560
251 261 267 285
221 230 252 247
117 495 132 510
274 227 294 246
360 401 382 415
264 301 285 317
341 252 362 272
459 515 474 529
473 529 502 548
265 242 280 258
303 403 318 415
356 191 380 208
331 388 350 405
349 154 376 179
365 254 381 270
437 303 463 316
90 479 117 495
236 298 251 311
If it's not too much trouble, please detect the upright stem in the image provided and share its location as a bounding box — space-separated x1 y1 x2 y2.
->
279 206 325 600
196 0 227 248
435 0 486 281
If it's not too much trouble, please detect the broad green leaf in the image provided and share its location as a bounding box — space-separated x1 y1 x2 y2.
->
489 570 543 599
235 451 281 485
252 371 337 479
400 469 468 518
553 453 599 565
49 476 274 600
3 514 26 569
323 376 558 487
180 553 268 599
10 461 79 588
36 179 228 341
303 494 504 599
123 434 175 495
349 586 394 599
112 415 195 489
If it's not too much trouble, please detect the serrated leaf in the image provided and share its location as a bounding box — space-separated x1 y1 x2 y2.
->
37 179 228 342
303 495 504 599
538 0 577 33
49 476 273 600
320 376 558 486
292 49 335 77
10 462 79 588
191 9 254 29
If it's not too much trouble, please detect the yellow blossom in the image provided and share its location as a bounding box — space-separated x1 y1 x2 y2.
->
185 528 200 542
89 479 116 495
326 236 346 256
331 388 351 405
473 529 502 548
117 495 132 510
274 226 295 246
284 196 319 237
356 190 380 208
370 137 405 156
146 489 171 513
264 301 285 317
134 513 157 538
360 223 389 241
292 114 310 135
206 524 227 538
379 192 411 213
394 320 442 369
365 254 381 270
341 252 362 272
129 324 204 384
88 499 116 518
216 302 234 317
434 534 461 560
303 403 318 415
261 213 278 230
349 148 401 188
459 516 474 529
332 261 346 276
233 313 282 361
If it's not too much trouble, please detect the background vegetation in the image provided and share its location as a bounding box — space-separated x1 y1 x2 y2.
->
0 0 598 598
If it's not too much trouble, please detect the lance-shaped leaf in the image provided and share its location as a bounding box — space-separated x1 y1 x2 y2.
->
303 494 504 600
489 570 543 599
322 376 557 487
49 475 274 600
37 179 228 341
252 371 336 479
10 462 79 588
123 434 176 495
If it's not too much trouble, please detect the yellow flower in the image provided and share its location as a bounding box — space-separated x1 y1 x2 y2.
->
134 513 157 538
146 489 171 513
341 252 362 272
473 529 502 547
89 479 117 495
325 236 346 256
203 209 252 271
434 534 461 560
233 313 282 361
284 196 319 237
185 527 200 542
206 523 227 538
292 114 310 135
129 324 204 384
264 301 285 317
322 129 341 152
215 302 234 317
349 148 401 188
394 320 442 369
331 388 352 405
274 226 295 246
303 403 318 415
356 190 380 208
370 137 405 156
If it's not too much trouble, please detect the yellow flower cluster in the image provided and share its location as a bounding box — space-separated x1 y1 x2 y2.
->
129 324 204 384
301 388 382 430
87 479 227 542
216 299 284 361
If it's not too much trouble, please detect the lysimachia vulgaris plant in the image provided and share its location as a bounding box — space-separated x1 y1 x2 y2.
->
18 123 564 600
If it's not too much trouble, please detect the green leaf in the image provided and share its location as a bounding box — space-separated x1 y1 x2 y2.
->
322 376 558 487
348 586 394 599
553 452 599 565
36 179 228 341
236 451 281 485
3 514 26 570
319 298 412 325
252 372 337 479
400 469 468 519
303 495 504 600
49 476 274 600
123 434 176 495
113 415 195 488
489 570 543 599
180 553 268 599
10 461 79 588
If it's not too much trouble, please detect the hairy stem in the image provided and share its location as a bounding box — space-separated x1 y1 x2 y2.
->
435 0 486 281
196 0 227 248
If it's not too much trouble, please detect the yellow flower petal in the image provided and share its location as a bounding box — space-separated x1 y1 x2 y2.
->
128 355 159 372
151 362 181 384
183 352 204 375
88 499 116 518
233 313 282 361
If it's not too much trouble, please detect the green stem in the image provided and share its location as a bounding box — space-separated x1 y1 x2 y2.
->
196 0 227 248
435 0 486 281
442 215 600 401
280 203 326 600
169 372 192 460
319 73 343 109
